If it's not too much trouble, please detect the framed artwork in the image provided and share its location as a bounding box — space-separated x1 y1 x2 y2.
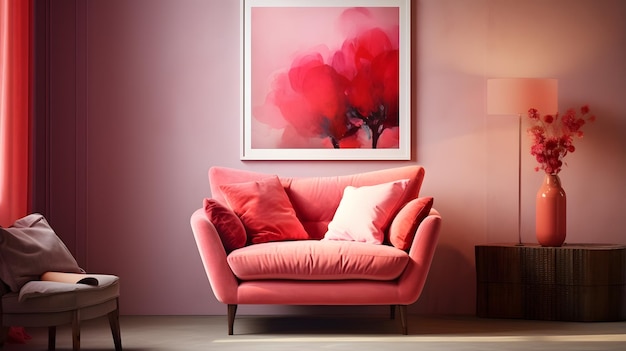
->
240 0 411 160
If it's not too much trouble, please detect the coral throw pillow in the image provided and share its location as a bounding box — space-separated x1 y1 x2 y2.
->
219 176 309 244
203 198 247 252
388 197 434 251
323 179 409 244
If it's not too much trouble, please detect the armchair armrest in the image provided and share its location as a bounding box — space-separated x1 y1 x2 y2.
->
190 208 238 304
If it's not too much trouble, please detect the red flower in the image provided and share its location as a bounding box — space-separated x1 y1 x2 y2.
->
543 114 554 124
581 105 589 114
335 28 399 148
528 108 540 120
526 106 596 174
282 57 351 145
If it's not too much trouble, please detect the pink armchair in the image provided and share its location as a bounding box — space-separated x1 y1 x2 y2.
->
191 166 441 334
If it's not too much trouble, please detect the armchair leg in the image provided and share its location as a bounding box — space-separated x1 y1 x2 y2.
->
48 326 56 350
1 326 8 347
227 304 237 335
72 310 80 351
398 305 408 335
108 301 123 351
390 305 396 320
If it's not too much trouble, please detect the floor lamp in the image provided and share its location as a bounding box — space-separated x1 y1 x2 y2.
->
487 78 558 245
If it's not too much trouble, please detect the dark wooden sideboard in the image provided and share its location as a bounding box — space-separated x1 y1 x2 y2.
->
475 243 626 321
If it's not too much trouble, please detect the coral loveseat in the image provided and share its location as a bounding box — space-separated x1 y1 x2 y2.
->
190 166 441 334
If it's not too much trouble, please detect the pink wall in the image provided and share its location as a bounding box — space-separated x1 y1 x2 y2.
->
45 0 626 316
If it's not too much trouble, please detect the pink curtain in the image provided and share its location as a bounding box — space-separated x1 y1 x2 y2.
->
0 0 32 227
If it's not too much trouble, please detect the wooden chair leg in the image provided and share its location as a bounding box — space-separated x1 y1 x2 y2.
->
227 304 237 335
48 326 56 350
108 302 123 351
1 326 9 347
398 305 408 335
72 310 80 351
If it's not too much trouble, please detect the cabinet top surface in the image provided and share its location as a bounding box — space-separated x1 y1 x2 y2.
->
476 243 626 250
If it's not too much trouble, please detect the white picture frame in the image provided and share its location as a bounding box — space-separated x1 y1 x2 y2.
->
241 0 411 160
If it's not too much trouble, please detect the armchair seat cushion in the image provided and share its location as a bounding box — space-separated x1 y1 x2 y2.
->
3 275 119 314
227 240 409 281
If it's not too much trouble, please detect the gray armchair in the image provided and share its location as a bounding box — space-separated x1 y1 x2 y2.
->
0 214 121 350
0 276 122 350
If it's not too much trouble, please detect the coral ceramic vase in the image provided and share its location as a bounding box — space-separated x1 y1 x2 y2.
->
535 173 566 247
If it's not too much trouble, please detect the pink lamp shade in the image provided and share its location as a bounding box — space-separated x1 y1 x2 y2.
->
487 78 558 115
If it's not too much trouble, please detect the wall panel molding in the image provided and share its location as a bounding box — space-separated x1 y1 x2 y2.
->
74 0 88 268
32 0 51 217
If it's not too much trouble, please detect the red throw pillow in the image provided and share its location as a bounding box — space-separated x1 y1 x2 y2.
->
219 176 309 244
388 197 434 251
203 198 247 252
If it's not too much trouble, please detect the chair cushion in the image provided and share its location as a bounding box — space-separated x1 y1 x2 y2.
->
2 275 119 314
0 214 83 292
227 241 409 281
18 274 119 302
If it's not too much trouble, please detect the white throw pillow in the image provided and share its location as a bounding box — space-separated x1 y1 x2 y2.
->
322 179 409 244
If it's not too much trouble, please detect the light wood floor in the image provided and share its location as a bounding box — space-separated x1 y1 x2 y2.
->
3 314 625 351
